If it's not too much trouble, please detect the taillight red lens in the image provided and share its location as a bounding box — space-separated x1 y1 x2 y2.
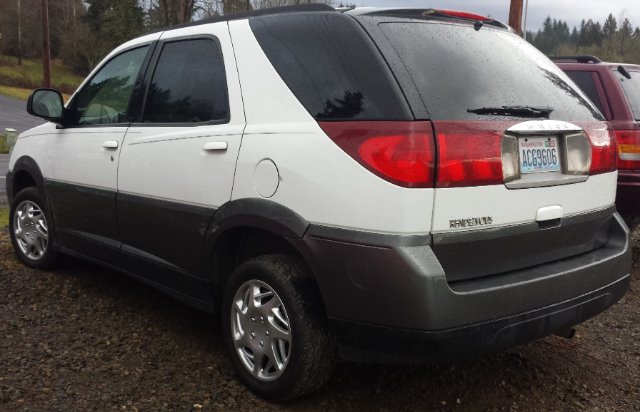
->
615 130 640 170
587 128 618 174
434 121 509 188
319 121 435 188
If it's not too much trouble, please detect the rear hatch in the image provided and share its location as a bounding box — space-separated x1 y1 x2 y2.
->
356 15 618 282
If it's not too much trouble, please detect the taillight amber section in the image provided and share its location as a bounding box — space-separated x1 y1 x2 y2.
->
615 130 640 170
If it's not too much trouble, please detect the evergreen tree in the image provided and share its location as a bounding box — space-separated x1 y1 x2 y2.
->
603 13 617 38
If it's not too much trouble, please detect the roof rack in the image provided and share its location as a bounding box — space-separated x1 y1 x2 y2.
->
143 4 335 35
548 55 602 64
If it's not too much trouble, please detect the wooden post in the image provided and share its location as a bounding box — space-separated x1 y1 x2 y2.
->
508 0 524 36
41 0 51 88
17 0 22 65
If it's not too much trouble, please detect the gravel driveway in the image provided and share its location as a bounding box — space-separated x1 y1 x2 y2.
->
0 228 638 411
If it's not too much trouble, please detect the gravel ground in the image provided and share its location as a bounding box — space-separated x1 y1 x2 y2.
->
0 228 638 411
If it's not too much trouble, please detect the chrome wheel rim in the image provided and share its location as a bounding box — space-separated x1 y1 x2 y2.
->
231 280 291 382
13 200 49 260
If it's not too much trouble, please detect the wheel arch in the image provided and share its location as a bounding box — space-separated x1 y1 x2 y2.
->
8 156 46 205
205 199 322 310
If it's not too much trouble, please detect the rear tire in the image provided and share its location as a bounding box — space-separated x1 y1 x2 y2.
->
221 254 335 401
9 187 58 268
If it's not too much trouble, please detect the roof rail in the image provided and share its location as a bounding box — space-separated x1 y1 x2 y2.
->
548 55 602 63
142 4 335 36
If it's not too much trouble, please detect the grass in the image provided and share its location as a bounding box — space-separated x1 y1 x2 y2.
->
0 208 8 229
0 84 32 101
0 54 84 98
0 132 8 154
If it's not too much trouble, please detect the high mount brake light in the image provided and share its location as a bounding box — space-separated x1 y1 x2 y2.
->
319 121 436 188
432 9 492 22
615 130 640 170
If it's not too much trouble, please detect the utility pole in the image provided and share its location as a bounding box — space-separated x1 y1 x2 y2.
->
508 0 524 36
41 0 51 87
17 0 22 65
72 1 77 61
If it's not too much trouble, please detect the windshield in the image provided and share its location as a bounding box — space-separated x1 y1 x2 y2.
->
378 21 603 121
616 70 640 121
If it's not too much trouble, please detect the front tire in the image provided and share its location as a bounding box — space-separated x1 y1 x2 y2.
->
221 254 335 401
9 187 58 268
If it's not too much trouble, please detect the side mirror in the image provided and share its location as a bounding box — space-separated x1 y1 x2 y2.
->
27 89 64 123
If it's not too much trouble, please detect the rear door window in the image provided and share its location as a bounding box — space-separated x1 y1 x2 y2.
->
564 71 606 115
376 21 602 121
143 38 229 124
616 70 640 121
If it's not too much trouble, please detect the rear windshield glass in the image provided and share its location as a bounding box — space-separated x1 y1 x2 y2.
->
378 21 603 121
616 70 640 121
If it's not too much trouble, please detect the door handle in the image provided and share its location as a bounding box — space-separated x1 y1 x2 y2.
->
203 141 228 151
102 140 119 149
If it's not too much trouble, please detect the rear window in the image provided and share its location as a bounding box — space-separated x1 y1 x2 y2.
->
564 71 606 115
250 13 412 120
616 70 640 121
377 21 603 121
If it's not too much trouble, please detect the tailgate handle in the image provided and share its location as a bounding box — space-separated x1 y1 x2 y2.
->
536 205 563 222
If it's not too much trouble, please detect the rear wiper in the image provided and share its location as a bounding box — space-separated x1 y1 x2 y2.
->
467 105 554 118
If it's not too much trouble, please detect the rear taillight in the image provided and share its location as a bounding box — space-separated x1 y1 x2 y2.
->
587 128 618 174
433 121 506 188
615 130 640 170
319 121 435 188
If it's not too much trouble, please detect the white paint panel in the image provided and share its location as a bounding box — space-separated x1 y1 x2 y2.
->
118 126 244 206
230 20 433 234
432 172 617 233
8 124 52 172
46 127 127 190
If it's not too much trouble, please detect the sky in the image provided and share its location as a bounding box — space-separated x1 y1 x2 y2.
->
347 0 640 32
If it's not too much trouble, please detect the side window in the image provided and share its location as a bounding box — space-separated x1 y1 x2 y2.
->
72 46 149 125
143 38 229 124
565 71 606 115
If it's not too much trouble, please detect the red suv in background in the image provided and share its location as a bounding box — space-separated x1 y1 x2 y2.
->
554 56 640 230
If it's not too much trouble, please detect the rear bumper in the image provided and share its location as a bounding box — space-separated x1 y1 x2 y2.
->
330 274 629 363
617 170 640 220
300 210 631 362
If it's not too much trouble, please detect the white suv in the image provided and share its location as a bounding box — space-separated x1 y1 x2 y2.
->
6 5 632 400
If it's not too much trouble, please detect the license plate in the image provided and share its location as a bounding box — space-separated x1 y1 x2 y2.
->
519 136 560 174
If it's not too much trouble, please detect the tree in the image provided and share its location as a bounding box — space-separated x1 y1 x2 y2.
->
603 13 617 38
82 0 144 68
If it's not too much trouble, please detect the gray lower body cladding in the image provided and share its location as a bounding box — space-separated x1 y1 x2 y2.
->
300 210 631 361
